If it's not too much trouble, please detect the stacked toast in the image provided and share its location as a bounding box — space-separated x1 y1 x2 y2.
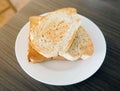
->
28 8 94 63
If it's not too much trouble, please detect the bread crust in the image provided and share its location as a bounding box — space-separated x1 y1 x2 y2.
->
55 7 77 15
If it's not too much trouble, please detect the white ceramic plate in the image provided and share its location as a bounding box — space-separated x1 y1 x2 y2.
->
15 14 106 86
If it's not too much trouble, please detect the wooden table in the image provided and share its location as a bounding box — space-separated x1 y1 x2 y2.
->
0 0 120 90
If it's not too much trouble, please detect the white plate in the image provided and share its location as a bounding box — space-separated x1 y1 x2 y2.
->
15 14 106 86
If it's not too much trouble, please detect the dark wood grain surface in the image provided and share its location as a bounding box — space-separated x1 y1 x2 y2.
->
0 0 120 91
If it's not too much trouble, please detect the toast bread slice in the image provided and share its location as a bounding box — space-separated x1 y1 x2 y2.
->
61 26 94 61
29 8 81 58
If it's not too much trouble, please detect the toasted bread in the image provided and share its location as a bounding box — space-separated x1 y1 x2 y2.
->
29 8 81 58
28 42 66 63
28 8 94 63
61 26 94 61
28 26 94 63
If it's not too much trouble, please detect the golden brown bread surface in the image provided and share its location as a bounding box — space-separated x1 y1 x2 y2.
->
61 26 94 60
28 26 94 63
29 7 81 58
28 7 94 63
28 42 66 63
